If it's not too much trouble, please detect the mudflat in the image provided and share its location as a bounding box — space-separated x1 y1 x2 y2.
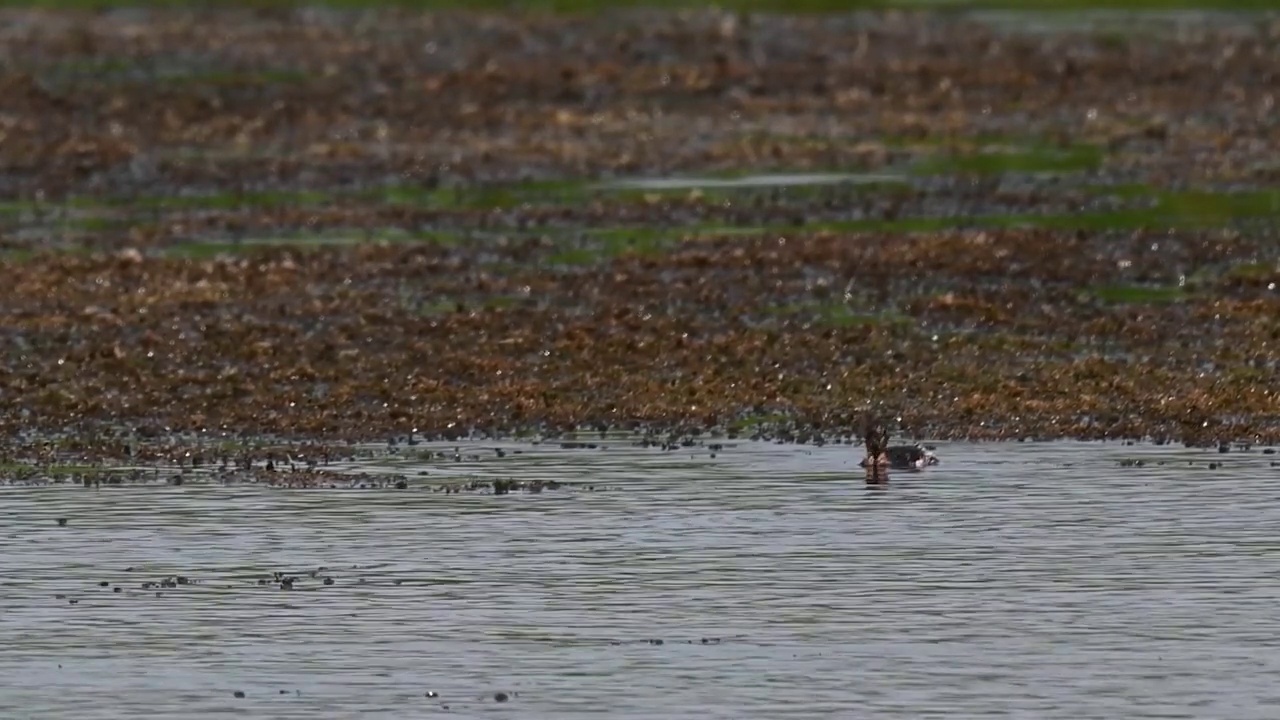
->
3 5 1280 469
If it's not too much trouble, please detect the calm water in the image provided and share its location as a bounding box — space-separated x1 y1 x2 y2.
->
3 439 1280 719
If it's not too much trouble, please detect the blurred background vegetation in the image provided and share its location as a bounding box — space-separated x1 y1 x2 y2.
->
0 0 1275 11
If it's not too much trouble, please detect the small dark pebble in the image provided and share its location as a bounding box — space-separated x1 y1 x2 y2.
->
56 518 67 526
68 599 78 605
233 691 245 699
98 581 109 587
279 690 288 695
1209 462 1219 469
494 692 509 703
324 577 334 586
1264 448 1276 455
113 587 122 593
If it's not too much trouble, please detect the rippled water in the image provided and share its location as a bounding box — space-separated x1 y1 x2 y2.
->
3 439 1280 719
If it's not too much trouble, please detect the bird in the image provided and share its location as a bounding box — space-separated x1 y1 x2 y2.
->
882 443 940 470
860 414 892 482
859 414 939 480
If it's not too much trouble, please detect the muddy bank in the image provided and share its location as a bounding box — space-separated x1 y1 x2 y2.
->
2 7 1278 196
2 7 1280 461
2 229 1277 455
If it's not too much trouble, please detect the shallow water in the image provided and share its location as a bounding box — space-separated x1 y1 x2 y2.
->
3 439 1280 719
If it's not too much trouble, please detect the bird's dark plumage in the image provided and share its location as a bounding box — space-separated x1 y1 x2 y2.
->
860 413 939 476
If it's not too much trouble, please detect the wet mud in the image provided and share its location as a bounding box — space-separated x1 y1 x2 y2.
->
3 7 1280 468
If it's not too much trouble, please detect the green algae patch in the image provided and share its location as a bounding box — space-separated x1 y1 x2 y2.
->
599 171 907 193
1157 189 1280 226
769 302 914 329
0 249 37 263
10 180 1279 257
546 247 601 266
377 180 593 210
134 190 330 212
798 187 1280 235
549 226 708 266
1 246 95 263
1221 262 1278 283
4 180 594 219
538 184 1280 260
165 230 464 258
1206 261 1280 291
1089 284 1186 304
912 142 1106 177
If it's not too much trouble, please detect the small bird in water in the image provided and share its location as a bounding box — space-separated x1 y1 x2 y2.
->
860 414 891 483
859 415 939 481
881 443 940 470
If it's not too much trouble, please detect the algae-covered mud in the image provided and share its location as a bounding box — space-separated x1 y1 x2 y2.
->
3 4 1280 472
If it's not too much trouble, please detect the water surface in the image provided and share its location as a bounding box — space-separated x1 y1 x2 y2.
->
2 439 1279 719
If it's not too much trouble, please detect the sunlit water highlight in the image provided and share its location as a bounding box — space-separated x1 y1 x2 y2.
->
3 439 1280 719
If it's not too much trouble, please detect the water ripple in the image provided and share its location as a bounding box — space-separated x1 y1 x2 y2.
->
2 440 1279 718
